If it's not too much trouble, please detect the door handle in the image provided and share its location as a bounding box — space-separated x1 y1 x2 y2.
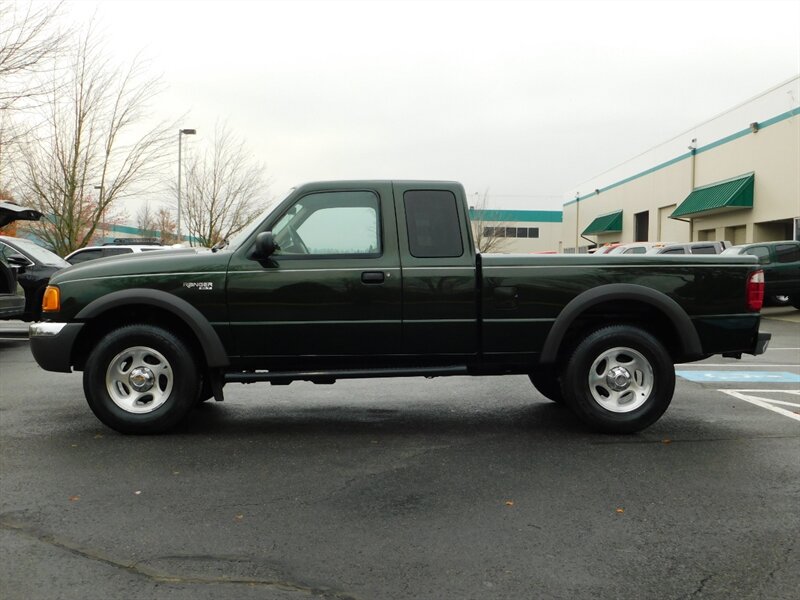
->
361 271 385 284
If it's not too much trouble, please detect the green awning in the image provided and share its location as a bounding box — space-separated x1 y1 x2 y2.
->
671 173 754 219
582 210 623 236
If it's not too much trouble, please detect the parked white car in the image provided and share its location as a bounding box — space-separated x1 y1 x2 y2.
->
645 241 731 255
606 242 660 255
65 243 168 265
607 241 730 255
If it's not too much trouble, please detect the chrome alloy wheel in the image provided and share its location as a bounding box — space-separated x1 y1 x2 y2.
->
105 346 174 414
588 346 654 413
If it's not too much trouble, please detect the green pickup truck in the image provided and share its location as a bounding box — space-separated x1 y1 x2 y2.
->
30 180 771 435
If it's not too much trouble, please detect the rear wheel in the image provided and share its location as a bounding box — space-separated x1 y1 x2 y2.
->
196 375 214 404
83 324 200 434
561 325 675 434
767 295 790 307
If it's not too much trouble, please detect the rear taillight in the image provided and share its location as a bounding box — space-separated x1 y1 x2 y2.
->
746 270 764 312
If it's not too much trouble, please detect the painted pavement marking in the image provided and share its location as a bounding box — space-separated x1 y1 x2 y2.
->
719 390 800 423
677 364 797 368
676 371 800 383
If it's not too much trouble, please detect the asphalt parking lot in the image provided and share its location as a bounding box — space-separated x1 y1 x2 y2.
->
1 309 798 600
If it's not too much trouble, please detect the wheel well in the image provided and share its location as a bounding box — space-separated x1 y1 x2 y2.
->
554 300 684 364
71 305 208 372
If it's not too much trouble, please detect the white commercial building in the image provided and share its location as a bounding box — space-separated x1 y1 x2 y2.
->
562 76 800 253
469 208 563 253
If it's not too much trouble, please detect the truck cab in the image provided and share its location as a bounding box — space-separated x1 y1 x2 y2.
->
226 181 477 366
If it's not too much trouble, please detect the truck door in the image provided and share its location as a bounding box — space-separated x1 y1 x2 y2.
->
772 242 800 297
393 182 478 357
226 182 402 361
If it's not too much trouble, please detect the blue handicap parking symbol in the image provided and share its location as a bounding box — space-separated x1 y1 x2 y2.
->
676 371 800 383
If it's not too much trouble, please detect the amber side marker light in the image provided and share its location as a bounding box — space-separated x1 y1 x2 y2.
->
42 286 60 312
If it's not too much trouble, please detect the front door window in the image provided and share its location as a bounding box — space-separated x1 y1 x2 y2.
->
273 191 380 257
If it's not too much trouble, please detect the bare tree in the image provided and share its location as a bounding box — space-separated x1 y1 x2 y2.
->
0 1 69 180
0 1 68 109
469 190 511 253
13 25 174 256
181 123 270 248
154 206 176 244
136 201 156 236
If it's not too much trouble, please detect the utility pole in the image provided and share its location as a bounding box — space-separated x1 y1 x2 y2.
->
177 128 196 243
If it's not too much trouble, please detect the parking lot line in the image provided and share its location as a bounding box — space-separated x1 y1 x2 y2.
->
678 371 800 382
677 363 797 368
720 390 800 423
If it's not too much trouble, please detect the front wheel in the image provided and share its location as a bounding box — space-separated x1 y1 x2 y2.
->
83 324 201 434
561 325 675 434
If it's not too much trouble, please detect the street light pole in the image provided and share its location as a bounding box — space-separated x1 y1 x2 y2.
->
94 184 104 242
177 128 196 244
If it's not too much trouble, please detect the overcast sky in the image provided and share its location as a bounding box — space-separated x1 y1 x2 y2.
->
64 0 800 211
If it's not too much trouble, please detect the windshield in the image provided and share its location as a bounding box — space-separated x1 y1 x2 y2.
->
4 237 69 267
721 247 743 255
225 204 277 250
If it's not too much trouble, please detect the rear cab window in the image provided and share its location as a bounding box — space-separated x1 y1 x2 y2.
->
403 190 464 258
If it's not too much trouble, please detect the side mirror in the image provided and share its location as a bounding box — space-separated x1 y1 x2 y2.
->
255 231 277 258
7 254 30 273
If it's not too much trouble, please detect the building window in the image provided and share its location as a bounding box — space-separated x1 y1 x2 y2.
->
482 226 539 239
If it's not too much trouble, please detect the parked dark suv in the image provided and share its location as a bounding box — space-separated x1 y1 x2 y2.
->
722 240 800 308
0 235 69 320
0 255 25 319
0 201 44 319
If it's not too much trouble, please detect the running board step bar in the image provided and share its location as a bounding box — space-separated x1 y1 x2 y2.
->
224 366 469 385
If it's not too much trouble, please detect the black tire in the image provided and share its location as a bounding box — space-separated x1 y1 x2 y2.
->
29 286 46 322
561 325 675 434
528 370 563 403
791 296 800 310
766 295 790 307
83 324 201 434
196 375 214 404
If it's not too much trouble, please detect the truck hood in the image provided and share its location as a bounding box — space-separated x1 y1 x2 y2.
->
51 247 228 285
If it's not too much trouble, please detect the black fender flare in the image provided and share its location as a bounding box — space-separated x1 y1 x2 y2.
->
75 288 229 367
539 283 702 363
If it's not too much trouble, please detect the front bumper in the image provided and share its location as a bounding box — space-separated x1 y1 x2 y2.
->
29 321 84 372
